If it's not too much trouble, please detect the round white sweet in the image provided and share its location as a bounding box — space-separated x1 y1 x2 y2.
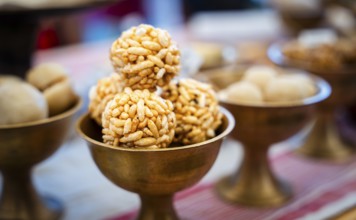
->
242 65 278 91
265 77 309 102
220 81 263 104
0 81 48 125
278 73 317 97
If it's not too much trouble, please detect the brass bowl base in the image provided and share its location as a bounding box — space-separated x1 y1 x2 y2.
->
216 176 292 207
0 98 82 220
0 191 62 220
137 195 178 220
297 114 354 162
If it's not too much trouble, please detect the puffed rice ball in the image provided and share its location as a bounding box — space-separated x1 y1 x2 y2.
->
102 87 176 149
161 78 223 145
219 81 263 104
242 65 278 91
265 77 311 102
110 24 180 91
89 73 124 125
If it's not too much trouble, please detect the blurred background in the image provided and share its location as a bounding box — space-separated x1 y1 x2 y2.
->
29 0 355 48
34 0 262 48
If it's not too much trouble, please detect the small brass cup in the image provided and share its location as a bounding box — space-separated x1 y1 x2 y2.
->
77 107 234 220
0 97 82 220
269 43 356 161
197 65 330 207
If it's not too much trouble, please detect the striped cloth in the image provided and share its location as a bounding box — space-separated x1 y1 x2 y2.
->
111 152 356 220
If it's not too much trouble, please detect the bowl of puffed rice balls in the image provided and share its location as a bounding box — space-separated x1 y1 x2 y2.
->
76 24 234 220
196 64 330 207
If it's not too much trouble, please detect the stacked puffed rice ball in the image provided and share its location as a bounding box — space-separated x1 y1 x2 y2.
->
162 79 223 145
110 24 180 91
218 65 317 104
102 88 175 149
88 24 222 149
89 73 124 125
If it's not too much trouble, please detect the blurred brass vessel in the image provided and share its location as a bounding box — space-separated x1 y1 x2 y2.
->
197 65 330 207
77 107 234 220
269 43 356 161
0 97 82 220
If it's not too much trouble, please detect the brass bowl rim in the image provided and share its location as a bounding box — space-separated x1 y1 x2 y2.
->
267 41 356 75
76 106 235 152
197 65 331 108
0 96 82 129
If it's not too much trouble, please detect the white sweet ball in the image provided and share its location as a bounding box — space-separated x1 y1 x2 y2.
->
242 65 278 91
265 77 310 102
278 73 317 97
0 81 48 125
0 75 22 83
219 81 263 104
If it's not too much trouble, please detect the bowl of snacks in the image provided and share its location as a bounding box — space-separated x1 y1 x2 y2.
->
196 64 330 207
77 24 234 220
268 29 356 161
0 64 81 219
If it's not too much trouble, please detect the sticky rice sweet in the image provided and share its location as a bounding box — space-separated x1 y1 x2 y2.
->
162 78 222 145
89 73 124 125
102 87 176 148
110 24 180 91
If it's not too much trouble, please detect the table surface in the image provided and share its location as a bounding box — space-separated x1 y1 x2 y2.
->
1 9 356 220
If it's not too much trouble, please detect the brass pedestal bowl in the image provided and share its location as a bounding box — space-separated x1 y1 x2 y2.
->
77 107 234 220
278 11 324 36
197 66 330 207
269 43 356 161
0 97 82 220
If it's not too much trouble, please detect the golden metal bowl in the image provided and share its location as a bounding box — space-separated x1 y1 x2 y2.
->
268 42 356 161
197 65 330 207
76 107 234 220
0 97 82 220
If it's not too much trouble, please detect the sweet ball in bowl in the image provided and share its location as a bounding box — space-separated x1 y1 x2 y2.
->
217 65 318 105
0 63 78 126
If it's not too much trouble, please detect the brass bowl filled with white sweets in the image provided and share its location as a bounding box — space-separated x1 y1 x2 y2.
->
0 63 80 220
196 64 330 207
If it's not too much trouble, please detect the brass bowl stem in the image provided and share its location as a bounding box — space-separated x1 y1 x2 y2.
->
138 194 178 220
298 110 354 160
217 141 292 207
0 98 82 220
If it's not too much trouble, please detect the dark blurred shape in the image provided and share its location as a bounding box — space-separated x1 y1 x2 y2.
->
183 0 260 19
0 0 118 77
0 18 38 77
